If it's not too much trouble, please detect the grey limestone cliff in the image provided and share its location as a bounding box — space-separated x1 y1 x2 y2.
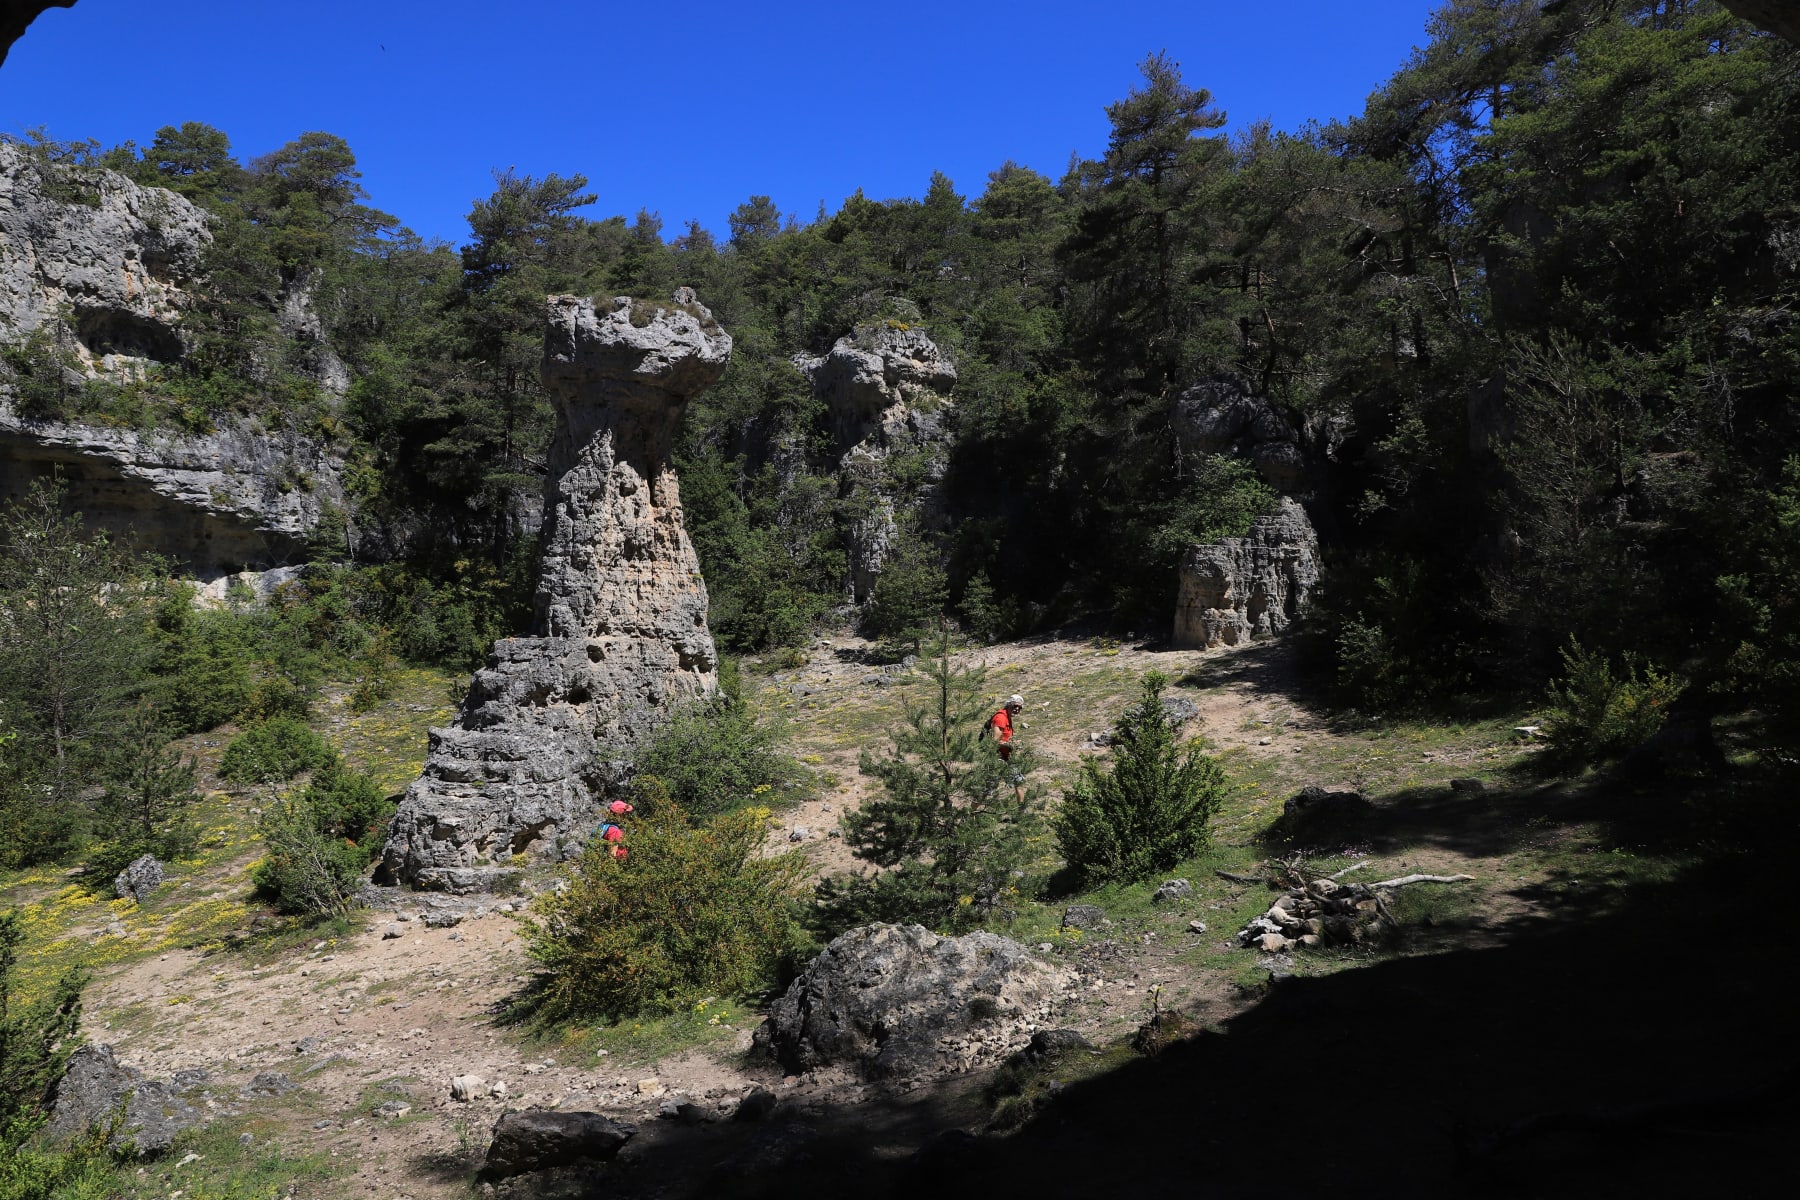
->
1173 496 1320 650
380 290 729 892
796 322 956 603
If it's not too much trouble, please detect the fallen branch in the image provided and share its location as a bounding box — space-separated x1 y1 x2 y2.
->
1371 873 1474 889
1329 861 1373 880
1215 870 1268 885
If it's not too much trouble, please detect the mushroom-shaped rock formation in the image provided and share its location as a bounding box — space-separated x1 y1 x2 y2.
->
381 290 730 892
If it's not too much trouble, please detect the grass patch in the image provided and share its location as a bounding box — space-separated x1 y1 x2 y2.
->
92 1117 342 1200
519 996 756 1069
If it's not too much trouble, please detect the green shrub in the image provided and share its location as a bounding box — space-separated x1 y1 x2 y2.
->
632 698 799 818
250 762 389 917
219 717 334 785
1542 639 1685 764
523 803 806 1021
86 700 200 886
1053 672 1227 885
0 911 86 1140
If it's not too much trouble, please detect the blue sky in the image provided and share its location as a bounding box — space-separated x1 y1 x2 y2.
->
1 0 1444 246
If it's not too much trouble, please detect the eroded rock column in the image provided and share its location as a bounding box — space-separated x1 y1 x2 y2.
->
381 289 730 892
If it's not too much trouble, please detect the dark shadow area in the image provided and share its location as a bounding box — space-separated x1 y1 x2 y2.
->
545 771 1796 1199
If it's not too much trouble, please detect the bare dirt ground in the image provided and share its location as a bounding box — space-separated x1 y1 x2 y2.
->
63 632 1567 1199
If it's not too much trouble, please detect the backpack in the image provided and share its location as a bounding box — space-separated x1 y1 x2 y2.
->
980 712 996 741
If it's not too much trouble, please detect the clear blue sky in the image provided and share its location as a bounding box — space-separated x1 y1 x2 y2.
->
1 0 1443 246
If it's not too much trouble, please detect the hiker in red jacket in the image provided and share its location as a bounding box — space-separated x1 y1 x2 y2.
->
984 693 1026 801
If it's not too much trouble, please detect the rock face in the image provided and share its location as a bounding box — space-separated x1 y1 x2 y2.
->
113 854 164 902
795 323 956 603
481 1111 635 1180
754 923 1073 1082
1170 375 1307 493
1172 496 1320 650
0 140 211 369
46 1044 205 1156
0 405 347 576
381 290 729 892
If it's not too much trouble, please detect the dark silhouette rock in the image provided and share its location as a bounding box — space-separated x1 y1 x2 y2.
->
480 1110 635 1180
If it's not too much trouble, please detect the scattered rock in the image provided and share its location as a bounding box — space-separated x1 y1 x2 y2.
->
635 1078 661 1095
374 1101 412 1119
1449 777 1488 793
450 1075 485 1102
1268 785 1373 846
788 826 809 842
754 923 1075 1082
733 1088 779 1123
241 1073 293 1098
1015 1029 1093 1065
1187 920 1209 934
1151 879 1193 906
292 1037 323 1055
113 855 164 903
489 1081 508 1099
1060 904 1106 931
422 910 464 929
1159 696 1200 725
480 1110 635 1181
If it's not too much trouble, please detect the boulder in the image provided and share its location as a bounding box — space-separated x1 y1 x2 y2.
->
1268 785 1373 847
45 1044 204 1156
1160 696 1201 726
480 1110 635 1180
1060 904 1107 931
754 923 1074 1082
1173 497 1320 650
382 290 730 890
113 854 163 903
1170 376 1306 492
1151 879 1194 905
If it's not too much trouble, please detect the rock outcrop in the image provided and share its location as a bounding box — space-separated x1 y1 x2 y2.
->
1170 375 1307 493
46 1044 206 1156
1 139 211 370
113 854 164 902
796 322 956 603
0 404 347 576
1172 496 1320 649
754 923 1074 1083
381 290 729 892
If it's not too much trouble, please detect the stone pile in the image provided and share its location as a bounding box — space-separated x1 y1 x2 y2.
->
381 290 730 892
1237 877 1388 952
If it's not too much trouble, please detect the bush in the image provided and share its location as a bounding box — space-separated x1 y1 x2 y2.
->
87 700 200 885
251 762 389 916
0 911 86 1134
219 717 334 785
632 698 798 818
1053 672 1227 885
523 802 806 1021
1542 639 1685 764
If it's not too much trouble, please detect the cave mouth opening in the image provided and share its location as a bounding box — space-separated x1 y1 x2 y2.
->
74 307 184 364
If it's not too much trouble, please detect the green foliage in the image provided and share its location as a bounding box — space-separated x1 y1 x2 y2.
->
861 527 949 655
0 317 84 422
251 763 391 918
86 699 200 883
631 697 798 819
1542 640 1685 765
822 635 1043 932
0 911 86 1132
1054 672 1227 884
218 717 334 785
523 803 806 1021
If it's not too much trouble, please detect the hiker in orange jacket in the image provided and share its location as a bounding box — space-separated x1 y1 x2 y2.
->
984 693 1026 801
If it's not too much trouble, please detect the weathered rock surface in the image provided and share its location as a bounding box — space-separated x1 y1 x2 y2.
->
113 854 164 902
382 291 729 891
0 139 210 368
796 323 956 603
481 1110 635 1180
1173 496 1320 650
1170 376 1307 493
46 1044 206 1156
754 923 1074 1082
0 406 346 576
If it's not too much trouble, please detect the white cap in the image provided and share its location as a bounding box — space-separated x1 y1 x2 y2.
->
1007 694 1024 707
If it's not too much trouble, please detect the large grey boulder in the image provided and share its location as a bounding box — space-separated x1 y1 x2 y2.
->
382 290 729 891
754 923 1074 1082
46 1044 205 1156
1173 497 1320 649
113 854 163 903
481 1110 635 1180
796 323 956 604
